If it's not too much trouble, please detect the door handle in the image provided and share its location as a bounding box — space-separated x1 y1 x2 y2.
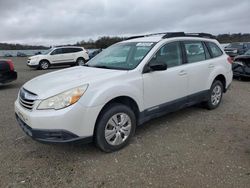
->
208 64 215 68
179 70 187 76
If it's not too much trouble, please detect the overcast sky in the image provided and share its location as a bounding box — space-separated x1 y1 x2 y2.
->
0 0 249 46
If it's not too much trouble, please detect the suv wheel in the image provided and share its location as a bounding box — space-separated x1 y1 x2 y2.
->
205 80 223 110
76 58 85 66
39 60 50 70
95 103 136 152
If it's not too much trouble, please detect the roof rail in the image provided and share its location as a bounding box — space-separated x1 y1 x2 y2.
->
162 32 215 39
126 32 215 40
126 32 169 40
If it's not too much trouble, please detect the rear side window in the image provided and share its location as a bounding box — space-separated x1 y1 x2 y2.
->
206 42 223 57
71 48 83 53
62 48 83 53
183 41 206 63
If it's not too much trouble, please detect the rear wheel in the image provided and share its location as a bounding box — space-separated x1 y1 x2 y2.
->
76 58 86 66
95 103 136 152
39 60 50 70
205 80 223 110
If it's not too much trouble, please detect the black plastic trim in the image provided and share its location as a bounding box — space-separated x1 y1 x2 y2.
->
138 90 209 125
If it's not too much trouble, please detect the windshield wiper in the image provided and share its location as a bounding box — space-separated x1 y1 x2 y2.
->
92 65 112 69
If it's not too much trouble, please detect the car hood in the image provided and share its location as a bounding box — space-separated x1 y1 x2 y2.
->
29 55 44 59
23 66 125 99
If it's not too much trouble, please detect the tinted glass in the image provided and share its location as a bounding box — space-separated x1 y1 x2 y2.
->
150 42 182 68
51 48 63 55
207 42 223 57
184 41 206 63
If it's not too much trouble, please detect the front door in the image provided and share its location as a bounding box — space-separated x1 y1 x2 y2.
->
143 42 188 113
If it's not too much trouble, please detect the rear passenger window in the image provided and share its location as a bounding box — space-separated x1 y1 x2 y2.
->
206 42 223 57
183 41 206 63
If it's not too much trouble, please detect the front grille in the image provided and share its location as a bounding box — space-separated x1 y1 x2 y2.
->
19 88 38 110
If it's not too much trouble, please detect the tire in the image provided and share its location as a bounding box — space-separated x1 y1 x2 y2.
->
39 60 50 70
95 103 136 152
205 80 223 110
76 58 86 66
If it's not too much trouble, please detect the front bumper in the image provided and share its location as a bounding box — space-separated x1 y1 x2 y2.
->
15 99 102 143
15 113 92 143
0 71 17 84
27 59 39 68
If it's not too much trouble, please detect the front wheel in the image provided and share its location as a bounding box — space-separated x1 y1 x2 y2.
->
39 60 50 70
205 80 223 110
95 104 136 152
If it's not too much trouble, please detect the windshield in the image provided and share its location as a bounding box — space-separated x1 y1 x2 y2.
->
245 50 250 55
87 42 155 70
42 48 54 55
227 43 243 49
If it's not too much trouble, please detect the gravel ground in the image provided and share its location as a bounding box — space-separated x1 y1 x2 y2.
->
0 57 250 188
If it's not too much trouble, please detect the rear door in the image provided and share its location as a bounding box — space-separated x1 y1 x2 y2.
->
181 40 213 97
61 48 76 63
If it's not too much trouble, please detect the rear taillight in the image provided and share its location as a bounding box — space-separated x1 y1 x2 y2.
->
7 60 14 71
227 56 233 64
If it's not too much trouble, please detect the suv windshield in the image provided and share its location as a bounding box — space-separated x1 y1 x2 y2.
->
42 48 54 55
227 43 243 49
87 42 155 70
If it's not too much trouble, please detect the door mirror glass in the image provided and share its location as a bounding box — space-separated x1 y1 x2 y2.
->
149 61 167 71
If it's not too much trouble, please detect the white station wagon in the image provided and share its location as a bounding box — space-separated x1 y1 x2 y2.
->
15 32 233 152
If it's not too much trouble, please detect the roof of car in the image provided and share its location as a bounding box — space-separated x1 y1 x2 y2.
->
123 35 216 43
55 46 83 49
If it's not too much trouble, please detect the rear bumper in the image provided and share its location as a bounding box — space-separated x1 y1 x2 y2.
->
0 71 17 84
15 113 93 143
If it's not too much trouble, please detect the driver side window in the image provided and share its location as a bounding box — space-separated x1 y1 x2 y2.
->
151 42 182 68
51 48 62 55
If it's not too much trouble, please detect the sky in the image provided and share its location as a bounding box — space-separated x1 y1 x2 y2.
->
0 0 249 46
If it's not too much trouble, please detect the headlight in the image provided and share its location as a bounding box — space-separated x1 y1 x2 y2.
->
37 85 88 110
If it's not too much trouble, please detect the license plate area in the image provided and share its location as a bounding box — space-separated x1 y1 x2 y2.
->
16 114 33 137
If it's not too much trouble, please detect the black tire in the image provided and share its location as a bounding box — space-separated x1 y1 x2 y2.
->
95 103 136 152
76 57 86 66
205 80 223 110
39 60 50 70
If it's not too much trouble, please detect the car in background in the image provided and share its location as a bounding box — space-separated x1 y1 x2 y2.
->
27 46 89 70
17 52 28 57
232 49 250 78
88 49 102 59
0 59 17 85
4 53 13 57
224 42 250 57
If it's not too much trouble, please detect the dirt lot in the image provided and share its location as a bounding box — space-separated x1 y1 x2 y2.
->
0 57 250 188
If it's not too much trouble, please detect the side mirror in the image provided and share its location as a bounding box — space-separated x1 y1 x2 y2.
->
144 61 167 73
150 62 167 71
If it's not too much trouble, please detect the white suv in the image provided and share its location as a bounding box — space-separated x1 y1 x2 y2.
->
27 46 89 70
15 32 233 152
